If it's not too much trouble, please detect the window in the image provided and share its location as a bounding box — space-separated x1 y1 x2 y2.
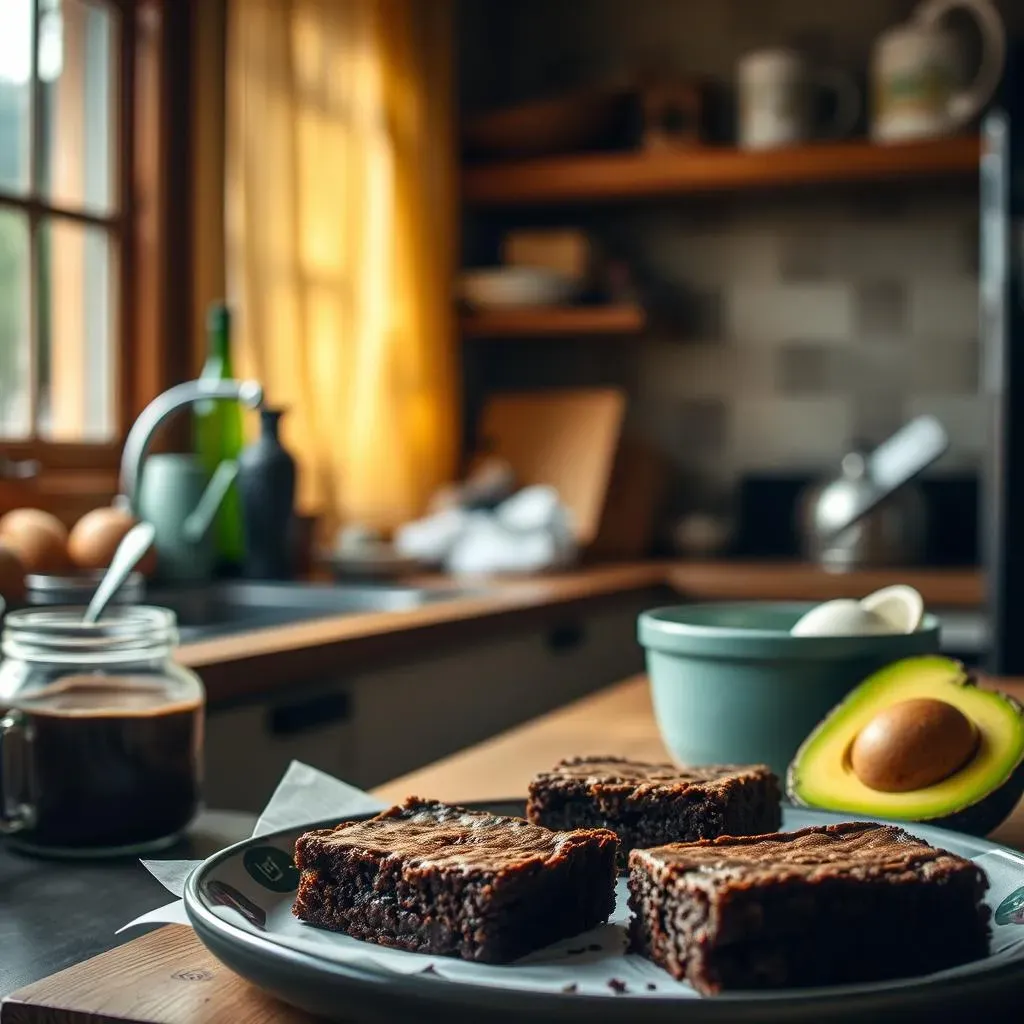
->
0 0 121 449
0 0 186 519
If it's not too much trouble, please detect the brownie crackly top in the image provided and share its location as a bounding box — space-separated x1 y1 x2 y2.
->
534 755 776 794
631 821 987 888
294 796 617 873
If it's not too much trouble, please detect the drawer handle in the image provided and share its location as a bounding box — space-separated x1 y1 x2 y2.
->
546 623 586 654
268 692 351 736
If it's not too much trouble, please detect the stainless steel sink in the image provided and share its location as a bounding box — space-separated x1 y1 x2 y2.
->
145 580 476 642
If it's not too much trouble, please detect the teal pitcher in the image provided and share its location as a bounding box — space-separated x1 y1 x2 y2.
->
137 454 240 582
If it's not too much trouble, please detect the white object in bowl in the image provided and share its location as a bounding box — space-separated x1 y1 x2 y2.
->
860 584 925 634
458 267 578 310
790 599 895 637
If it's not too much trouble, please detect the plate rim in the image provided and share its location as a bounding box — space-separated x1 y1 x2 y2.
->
182 800 1024 1019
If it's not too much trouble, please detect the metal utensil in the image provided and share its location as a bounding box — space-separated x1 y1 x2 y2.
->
83 522 157 624
799 416 949 569
817 416 949 540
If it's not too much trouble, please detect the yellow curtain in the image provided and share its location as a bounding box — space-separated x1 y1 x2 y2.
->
226 0 459 535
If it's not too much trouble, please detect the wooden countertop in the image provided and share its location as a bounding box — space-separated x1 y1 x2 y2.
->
178 563 665 672
176 561 982 704
179 561 983 675
180 564 669 703
375 672 1024 852
666 561 983 608
3 670 1019 1024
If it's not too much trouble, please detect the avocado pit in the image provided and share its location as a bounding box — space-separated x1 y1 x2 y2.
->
787 655 1024 835
849 697 978 793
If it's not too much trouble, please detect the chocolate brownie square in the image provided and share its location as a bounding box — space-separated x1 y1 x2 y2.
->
292 796 619 963
526 756 781 863
628 821 990 994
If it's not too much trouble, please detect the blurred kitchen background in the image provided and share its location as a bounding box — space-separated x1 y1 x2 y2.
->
460 0 1013 565
2 0 1023 804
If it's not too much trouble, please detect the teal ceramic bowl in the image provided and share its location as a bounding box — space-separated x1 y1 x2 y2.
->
638 602 942 779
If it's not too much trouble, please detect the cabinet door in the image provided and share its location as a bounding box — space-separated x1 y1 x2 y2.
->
353 593 652 788
204 685 357 813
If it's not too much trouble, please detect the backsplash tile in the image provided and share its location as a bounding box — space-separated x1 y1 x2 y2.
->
732 397 852 470
909 338 980 395
774 343 849 396
829 224 972 281
908 280 980 338
460 0 994 527
638 222 780 288
847 343 911 444
850 389 906 446
676 397 730 459
639 340 729 398
779 230 833 283
627 192 981 495
854 281 908 336
727 283 853 345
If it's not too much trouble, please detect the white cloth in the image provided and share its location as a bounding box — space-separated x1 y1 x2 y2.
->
395 486 577 574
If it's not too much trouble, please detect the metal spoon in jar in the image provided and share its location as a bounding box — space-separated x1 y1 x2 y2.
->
83 521 157 624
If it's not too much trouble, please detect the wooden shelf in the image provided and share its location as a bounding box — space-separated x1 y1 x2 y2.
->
463 136 981 206
460 304 646 338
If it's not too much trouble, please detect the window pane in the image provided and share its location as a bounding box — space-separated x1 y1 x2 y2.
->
37 218 115 441
0 209 30 438
0 0 33 194
39 0 116 213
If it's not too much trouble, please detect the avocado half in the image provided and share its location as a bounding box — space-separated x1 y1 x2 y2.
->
786 655 1024 836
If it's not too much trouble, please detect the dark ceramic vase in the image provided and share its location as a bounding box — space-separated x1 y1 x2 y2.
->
238 408 296 580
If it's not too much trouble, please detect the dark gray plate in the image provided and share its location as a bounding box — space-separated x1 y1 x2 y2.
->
183 801 1024 1023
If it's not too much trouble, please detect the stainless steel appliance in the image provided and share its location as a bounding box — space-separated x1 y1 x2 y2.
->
798 417 949 569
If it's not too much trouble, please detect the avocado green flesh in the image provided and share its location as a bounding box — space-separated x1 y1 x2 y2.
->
787 656 1024 822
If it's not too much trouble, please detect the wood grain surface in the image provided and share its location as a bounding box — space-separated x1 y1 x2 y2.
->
0 927 317 1024
6 670 1023 1024
179 564 669 704
460 304 645 337
463 136 981 205
375 673 1024 853
178 561 982 705
666 562 984 609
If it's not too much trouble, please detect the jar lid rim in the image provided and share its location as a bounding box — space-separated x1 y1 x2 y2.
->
23 570 146 591
4 605 176 632
2 606 179 660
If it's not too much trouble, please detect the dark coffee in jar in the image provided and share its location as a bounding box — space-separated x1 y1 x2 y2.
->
8 674 203 850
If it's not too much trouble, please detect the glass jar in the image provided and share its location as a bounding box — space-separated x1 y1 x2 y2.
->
0 606 204 857
24 570 146 607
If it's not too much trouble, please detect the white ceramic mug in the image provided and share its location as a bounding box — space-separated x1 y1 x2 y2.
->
871 0 1005 142
738 49 859 150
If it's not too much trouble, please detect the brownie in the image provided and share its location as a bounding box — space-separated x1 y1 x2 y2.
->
526 756 782 864
628 821 991 994
292 796 619 963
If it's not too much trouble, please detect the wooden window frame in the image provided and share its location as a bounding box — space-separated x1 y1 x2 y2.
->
1 0 194 517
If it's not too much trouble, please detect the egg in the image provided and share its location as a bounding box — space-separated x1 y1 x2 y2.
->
859 584 925 634
0 508 70 573
69 507 157 574
790 599 895 637
0 543 26 604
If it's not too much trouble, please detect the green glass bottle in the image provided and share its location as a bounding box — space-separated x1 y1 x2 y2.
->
194 301 245 569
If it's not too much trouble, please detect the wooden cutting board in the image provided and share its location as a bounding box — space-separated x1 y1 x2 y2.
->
476 388 626 546
0 926 326 1024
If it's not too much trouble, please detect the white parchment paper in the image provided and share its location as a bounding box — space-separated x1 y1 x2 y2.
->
121 761 1024 999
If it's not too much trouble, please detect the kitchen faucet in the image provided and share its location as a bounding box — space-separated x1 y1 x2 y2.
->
117 378 264 515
